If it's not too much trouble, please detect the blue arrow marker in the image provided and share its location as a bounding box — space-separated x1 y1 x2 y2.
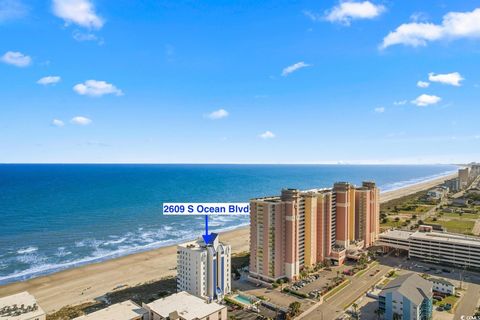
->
202 215 215 245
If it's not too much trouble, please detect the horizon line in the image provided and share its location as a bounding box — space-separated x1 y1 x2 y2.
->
0 162 468 166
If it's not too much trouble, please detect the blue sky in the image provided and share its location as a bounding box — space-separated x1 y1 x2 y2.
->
1 0 480 164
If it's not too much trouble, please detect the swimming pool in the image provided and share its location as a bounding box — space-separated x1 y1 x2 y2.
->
232 294 253 306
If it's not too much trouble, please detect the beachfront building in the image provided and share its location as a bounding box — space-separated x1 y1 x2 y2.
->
471 163 480 177
459 167 470 189
378 225 480 269
444 178 460 193
378 273 433 320
0 291 45 320
249 181 380 281
426 187 447 202
177 234 231 301
143 291 227 320
72 300 148 320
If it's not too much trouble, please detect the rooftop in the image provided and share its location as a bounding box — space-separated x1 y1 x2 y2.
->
430 278 454 286
380 229 413 240
380 229 480 247
146 291 225 320
380 273 432 305
410 230 480 247
0 292 45 320
72 301 147 320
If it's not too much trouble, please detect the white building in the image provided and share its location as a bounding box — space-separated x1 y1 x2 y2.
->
426 188 447 201
177 233 231 301
0 292 45 320
430 278 455 295
143 291 227 320
72 300 148 320
378 226 480 269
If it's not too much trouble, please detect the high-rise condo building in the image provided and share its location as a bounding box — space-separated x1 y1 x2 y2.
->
458 167 470 189
177 234 231 301
249 181 379 282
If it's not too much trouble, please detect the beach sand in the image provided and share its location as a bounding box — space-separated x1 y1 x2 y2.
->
0 172 457 313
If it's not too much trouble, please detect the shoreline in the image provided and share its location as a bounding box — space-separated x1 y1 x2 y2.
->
0 171 457 313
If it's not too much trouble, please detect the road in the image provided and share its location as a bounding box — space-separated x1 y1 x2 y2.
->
454 282 480 320
297 262 392 320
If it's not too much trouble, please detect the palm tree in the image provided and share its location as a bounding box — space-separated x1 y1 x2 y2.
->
289 301 301 317
374 308 384 320
352 303 359 319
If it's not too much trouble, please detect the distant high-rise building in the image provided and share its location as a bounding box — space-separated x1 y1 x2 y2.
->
444 178 460 193
249 181 380 282
177 234 231 301
458 167 470 189
471 163 480 177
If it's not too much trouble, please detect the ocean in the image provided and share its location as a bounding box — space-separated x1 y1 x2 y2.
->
0 164 457 285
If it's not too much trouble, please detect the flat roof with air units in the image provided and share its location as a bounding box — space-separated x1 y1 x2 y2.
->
378 226 480 269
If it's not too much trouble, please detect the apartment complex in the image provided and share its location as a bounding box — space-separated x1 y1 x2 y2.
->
458 167 470 189
430 278 455 295
443 178 460 193
143 291 227 320
379 273 433 320
177 234 231 301
378 226 480 269
0 292 45 320
249 181 380 281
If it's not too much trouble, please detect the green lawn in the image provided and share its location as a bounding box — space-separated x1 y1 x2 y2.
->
425 218 475 234
381 220 404 228
441 212 480 219
434 295 460 314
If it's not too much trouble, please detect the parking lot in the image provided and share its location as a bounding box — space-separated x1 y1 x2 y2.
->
292 263 355 297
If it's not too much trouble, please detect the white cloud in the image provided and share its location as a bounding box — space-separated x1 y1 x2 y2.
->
206 109 229 120
417 80 430 88
282 61 311 76
325 1 385 25
72 30 103 44
374 107 385 113
381 23 443 49
259 131 275 139
394 100 407 105
303 10 322 22
71 116 92 125
51 119 65 127
37 76 61 85
381 8 480 49
73 80 123 97
428 72 464 86
1 51 31 67
52 0 103 29
0 0 28 22
411 94 441 107
410 12 429 22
